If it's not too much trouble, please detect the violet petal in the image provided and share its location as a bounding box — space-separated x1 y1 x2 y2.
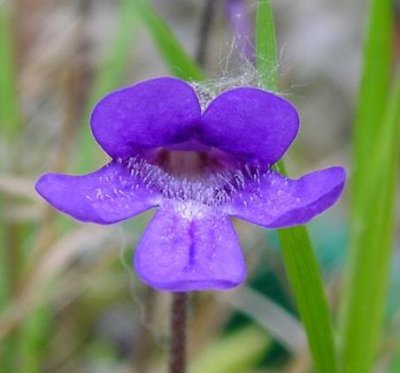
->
134 207 246 291
201 87 299 164
225 167 346 228
35 161 161 224
91 77 202 158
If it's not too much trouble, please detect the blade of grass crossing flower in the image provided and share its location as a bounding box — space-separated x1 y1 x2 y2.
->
132 0 205 81
256 1 337 372
255 0 277 91
351 0 392 213
340 73 400 373
73 0 138 172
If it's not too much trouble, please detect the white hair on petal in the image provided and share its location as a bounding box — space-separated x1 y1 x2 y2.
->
190 42 282 110
112 156 263 208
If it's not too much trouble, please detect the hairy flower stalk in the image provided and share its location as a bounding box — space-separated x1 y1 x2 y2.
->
36 76 346 291
169 292 187 373
226 0 254 60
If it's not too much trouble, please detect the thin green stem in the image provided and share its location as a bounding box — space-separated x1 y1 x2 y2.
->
256 1 337 371
133 0 205 81
255 0 277 91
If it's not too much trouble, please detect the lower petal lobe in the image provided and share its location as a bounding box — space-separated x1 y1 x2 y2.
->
225 167 346 228
35 161 161 224
134 206 246 291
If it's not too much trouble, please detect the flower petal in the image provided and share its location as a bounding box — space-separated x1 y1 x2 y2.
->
134 207 246 291
91 77 202 158
225 167 346 228
35 161 161 224
201 87 299 164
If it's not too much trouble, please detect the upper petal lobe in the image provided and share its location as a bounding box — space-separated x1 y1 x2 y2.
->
91 77 202 158
35 161 161 224
201 87 299 164
225 166 346 228
134 206 246 291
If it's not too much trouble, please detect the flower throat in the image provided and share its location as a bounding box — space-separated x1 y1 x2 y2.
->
116 151 261 206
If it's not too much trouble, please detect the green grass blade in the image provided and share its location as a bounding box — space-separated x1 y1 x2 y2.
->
256 1 337 371
278 228 337 372
255 0 277 91
73 0 138 172
133 0 205 81
340 73 400 373
0 4 21 141
339 0 395 371
351 0 393 209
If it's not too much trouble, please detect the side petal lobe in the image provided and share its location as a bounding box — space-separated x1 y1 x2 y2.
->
225 167 346 228
35 161 161 224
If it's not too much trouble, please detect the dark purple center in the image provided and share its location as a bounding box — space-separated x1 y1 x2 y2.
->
118 148 262 207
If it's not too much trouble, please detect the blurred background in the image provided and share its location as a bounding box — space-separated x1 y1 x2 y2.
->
0 0 399 372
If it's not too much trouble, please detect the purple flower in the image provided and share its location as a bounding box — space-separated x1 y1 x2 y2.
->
35 77 345 292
